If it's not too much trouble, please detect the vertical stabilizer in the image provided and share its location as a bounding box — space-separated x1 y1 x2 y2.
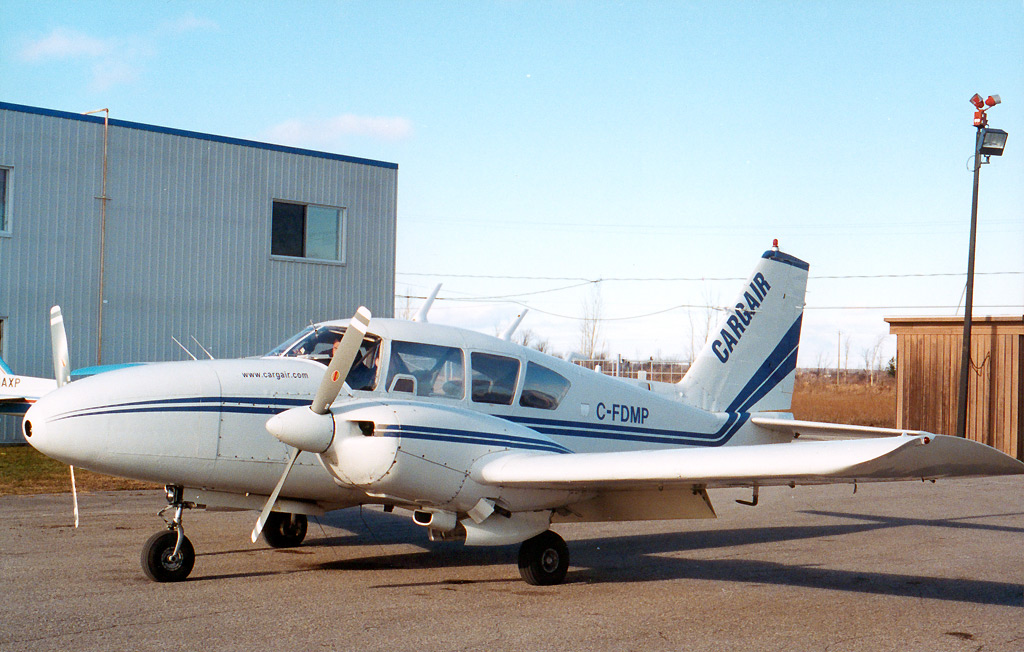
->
679 248 808 413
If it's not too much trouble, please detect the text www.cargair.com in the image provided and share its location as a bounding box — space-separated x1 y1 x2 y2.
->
241 371 309 380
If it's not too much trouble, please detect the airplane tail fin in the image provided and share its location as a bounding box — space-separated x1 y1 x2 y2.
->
679 246 808 413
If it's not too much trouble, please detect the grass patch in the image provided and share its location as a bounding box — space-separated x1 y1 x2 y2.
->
0 445 159 496
791 375 895 428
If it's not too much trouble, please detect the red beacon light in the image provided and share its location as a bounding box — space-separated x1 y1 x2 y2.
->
970 93 1002 127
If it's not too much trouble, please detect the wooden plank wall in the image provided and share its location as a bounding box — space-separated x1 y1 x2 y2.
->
888 317 1022 462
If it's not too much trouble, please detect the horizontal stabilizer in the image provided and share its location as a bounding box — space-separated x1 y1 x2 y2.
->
750 416 927 440
476 435 1024 491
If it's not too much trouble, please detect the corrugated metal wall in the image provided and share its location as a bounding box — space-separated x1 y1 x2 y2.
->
0 103 397 442
886 316 1023 462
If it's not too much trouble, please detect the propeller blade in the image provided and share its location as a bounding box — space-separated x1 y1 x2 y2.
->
49 306 70 387
310 307 371 415
251 447 300 543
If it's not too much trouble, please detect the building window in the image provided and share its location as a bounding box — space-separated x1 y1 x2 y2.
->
0 167 9 233
271 200 345 262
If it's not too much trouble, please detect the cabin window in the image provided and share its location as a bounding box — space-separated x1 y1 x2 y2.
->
266 325 380 391
386 341 465 398
271 200 346 262
470 353 520 405
519 362 571 410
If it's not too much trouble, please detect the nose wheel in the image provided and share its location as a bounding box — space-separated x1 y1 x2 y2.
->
141 485 196 582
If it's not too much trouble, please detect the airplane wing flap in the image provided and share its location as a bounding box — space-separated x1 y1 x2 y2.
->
476 435 1024 491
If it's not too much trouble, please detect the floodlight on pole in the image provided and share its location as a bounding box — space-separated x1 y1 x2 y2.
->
956 94 1008 440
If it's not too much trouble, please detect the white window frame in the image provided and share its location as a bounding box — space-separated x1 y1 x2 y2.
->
270 199 347 265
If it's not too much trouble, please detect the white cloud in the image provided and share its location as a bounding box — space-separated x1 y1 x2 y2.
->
17 16 216 91
90 60 142 92
264 114 414 147
161 13 219 35
18 27 113 62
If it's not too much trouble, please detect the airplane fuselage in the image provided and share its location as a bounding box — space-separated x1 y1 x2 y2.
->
24 318 788 515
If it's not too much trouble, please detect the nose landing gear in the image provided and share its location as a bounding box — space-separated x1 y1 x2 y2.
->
141 485 196 582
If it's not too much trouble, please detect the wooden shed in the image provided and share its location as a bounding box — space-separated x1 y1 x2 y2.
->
885 315 1023 462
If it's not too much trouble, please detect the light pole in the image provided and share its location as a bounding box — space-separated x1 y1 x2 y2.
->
955 94 1008 439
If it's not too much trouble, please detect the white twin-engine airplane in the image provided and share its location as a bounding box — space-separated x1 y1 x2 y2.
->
19 246 1024 585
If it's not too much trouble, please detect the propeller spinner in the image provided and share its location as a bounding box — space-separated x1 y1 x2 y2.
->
252 307 372 542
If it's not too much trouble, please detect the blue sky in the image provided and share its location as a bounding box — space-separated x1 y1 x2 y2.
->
2 1 1022 367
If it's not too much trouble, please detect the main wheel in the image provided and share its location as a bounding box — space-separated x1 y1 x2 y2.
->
141 530 195 582
262 512 308 548
518 530 569 586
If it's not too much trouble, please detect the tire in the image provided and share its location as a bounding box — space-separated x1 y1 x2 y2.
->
262 512 308 548
141 530 195 582
518 530 569 586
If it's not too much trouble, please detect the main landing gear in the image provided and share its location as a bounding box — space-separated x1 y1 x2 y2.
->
261 512 308 548
141 485 196 582
517 530 570 586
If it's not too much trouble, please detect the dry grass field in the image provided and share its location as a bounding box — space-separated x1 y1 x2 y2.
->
791 372 896 428
1 372 895 495
0 445 158 496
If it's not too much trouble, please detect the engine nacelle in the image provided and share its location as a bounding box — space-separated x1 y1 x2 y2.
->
318 399 583 514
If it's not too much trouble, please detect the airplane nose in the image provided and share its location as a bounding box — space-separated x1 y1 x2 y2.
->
22 402 51 455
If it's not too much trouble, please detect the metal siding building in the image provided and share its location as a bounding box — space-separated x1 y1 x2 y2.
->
0 102 397 443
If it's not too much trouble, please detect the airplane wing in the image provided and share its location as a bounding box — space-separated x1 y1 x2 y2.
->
475 434 1024 491
0 372 57 416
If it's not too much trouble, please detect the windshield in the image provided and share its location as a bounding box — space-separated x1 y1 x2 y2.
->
267 325 381 391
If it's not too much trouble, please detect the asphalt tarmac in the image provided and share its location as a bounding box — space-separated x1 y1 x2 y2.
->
1 477 1022 652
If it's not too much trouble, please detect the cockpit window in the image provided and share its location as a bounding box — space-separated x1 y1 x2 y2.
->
267 325 380 391
471 353 520 405
519 362 571 410
386 341 465 399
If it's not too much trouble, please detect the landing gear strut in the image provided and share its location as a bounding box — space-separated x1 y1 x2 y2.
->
518 530 569 586
141 485 196 582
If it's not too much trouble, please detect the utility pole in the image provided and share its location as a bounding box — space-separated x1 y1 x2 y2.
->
956 94 1008 438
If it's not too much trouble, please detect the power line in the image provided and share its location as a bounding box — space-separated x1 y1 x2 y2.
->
397 270 1022 283
395 293 1022 323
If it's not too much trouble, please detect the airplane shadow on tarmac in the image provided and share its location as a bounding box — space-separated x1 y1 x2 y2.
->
265 507 1024 606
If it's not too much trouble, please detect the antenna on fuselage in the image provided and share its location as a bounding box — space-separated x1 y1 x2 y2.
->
500 310 529 341
413 284 442 323
191 336 215 360
171 337 198 360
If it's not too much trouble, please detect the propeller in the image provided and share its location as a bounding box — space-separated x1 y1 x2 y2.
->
50 306 70 388
49 306 77 528
251 307 372 542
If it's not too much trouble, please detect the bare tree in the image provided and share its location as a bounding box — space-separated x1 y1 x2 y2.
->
842 334 852 384
862 335 887 386
579 284 605 360
515 328 551 354
814 350 832 378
